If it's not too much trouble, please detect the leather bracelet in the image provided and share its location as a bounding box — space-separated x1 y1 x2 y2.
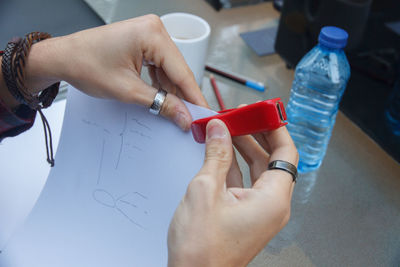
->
1 32 59 110
2 37 26 105
1 33 59 167
16 32 59 109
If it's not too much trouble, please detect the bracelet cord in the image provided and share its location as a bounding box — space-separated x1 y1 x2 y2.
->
1 32 60 166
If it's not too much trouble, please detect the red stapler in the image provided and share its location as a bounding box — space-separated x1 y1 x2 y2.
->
191 98 287 143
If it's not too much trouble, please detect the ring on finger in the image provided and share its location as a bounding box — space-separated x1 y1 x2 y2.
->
267 160 298 183
149 88 167 115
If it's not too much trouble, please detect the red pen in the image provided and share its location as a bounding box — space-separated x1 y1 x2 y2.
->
210 75 226 111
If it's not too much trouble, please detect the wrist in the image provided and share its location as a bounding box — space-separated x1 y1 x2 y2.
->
24 37 63 94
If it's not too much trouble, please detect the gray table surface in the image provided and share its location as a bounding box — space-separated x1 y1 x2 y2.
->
3 0 396 265
85 1 400 266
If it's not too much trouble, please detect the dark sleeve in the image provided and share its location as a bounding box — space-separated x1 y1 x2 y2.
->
0 97 37 142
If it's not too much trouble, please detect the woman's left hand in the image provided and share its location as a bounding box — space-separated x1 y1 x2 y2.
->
24 15 208 130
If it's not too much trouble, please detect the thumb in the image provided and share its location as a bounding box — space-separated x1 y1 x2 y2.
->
197 119 233 188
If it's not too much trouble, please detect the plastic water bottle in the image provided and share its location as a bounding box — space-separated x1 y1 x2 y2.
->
384 72 400 136
286 26 351 173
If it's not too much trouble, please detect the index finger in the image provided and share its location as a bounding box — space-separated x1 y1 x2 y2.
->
155 23 208 107
162 44 208 106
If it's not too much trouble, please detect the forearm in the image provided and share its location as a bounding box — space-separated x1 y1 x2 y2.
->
0 38 63 110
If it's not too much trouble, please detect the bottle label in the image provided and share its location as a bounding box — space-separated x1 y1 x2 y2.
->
329 53 340 84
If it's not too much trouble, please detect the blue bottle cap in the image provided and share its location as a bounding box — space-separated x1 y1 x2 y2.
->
318 26 348 49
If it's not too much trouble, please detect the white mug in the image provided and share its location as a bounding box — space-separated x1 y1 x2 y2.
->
160 13 211 86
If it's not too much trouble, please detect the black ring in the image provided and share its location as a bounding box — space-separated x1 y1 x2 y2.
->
268 160 298 182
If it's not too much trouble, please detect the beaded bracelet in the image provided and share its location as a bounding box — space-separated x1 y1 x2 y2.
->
1 32 60 166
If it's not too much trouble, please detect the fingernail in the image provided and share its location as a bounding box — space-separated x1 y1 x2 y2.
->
174 112 189 131
206 119 227 141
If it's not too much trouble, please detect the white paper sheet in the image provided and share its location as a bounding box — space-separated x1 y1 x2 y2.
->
0 99 66 249
0 86 216 267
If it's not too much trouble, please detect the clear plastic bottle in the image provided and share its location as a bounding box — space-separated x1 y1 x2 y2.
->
286 26 351 173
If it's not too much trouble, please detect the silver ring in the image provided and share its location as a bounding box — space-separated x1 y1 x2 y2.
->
149 89 167 115
268 160 298 182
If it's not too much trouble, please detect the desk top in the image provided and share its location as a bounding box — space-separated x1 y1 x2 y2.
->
85 1 400 266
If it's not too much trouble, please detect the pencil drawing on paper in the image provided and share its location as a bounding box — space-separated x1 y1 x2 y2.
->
124 142 143 152
131 118 151 131
82 119 111 134
92 189 149 230
97 139 106 185
82 112 153 172
116 112 128 169
129 129 152 139
82 110 154 230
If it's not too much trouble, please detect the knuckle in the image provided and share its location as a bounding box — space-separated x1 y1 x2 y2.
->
206 143 231 166
282 143 300 166
187 175 215 194
160 95 183 118
142 14 164 33
144 14 162 25
160 96 173 116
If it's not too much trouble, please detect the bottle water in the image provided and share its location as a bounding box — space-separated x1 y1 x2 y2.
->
286 26 351 173
384 72 400 136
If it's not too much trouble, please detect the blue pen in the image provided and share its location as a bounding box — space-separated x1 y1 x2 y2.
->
205 65 266 92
